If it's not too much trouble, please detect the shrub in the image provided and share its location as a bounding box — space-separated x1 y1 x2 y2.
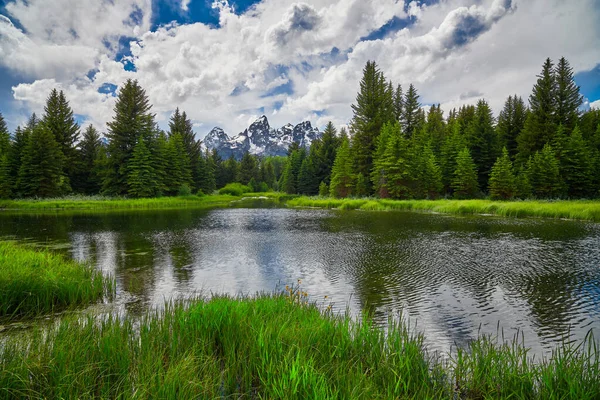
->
177 184 192 196
219 183 251 196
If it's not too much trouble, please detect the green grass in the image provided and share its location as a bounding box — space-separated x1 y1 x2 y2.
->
0 194 243 211
286 197 600 222
0 292 598 399
0 242 114 319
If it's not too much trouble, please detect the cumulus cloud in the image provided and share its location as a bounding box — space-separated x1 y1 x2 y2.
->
2 0 599 139
591 100 600 110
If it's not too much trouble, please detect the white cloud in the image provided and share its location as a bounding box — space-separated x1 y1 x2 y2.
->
2 0 599 140
181 0 192 12
591 100 600 110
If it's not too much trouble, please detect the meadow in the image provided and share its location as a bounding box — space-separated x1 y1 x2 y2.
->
0 290 598 399
0 242 114 318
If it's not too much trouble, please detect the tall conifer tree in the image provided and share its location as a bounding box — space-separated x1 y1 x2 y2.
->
78 125 103 194
452 148 479 199
555 57 583 132
329 138 354 198
497 95 527 159
401 84 421 138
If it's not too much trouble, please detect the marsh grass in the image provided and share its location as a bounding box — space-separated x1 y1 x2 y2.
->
0 242 114 319
0 290 598 399
287 197 600 222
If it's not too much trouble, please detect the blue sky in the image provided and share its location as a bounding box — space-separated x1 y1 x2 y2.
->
1 0 599 137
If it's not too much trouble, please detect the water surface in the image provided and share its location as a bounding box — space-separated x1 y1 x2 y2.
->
1 205 599 355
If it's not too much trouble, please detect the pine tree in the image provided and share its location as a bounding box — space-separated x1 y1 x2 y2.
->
318 181 328 197
17 122 66 198
497 95 527 159
127 137 156 198
314 121 341 185
238 152 259 185
169 108 202 189
350 61 395 191
78 125 103 194
488 148 517 200
260 158 277 189
164 133 193 194
378 131 413 199
43 89 79 191
329 138 354 198
440 120 467 194
393 84 403 122
354 173 368 197
223 156 239 186
467 99 500 191
197 151 216 194
0 112 9 156
211 150 226 188
0 153 11 199
517 58 557 163
280 148 305 194
560 126 593 198
452 148 479 199
104 79 156 195
555 57 583 132
371 121 397 193
423 104 446 156
9 116 37 196
527 144 563 199
297 156 318 195
415 145 443 199
401 84 421 138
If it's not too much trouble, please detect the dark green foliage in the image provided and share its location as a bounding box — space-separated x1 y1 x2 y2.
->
452 148 479 199
489 148 517 200
318 181 328 197
223 156 239 186
280 148 305 194
440 121 467 193
169 108 203 190
127 138 156 198
260 159 277 189
218 182 250 196
401 83 421 138
177 184 192 196
17 122 67 198
238 152 259 185
313 121 341 186
354 173 369 197
0 153 11 198
467 99 500 191
560 126 593 198
555 57 583 131
197 150 216 194
329 138 354 198
350 61 395 191
497 95 527 159
297 156 318 195
163 133 193 194
393 84 403 122
376 127 413 199
414 145 443 199
422 104 445 155
527 145 563 199
0 112 9 155
77 125 103 194
103 80 156 196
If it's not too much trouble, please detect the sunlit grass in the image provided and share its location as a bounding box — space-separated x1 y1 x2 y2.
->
0 242 114 319
287 197 600 222
0 291 598 399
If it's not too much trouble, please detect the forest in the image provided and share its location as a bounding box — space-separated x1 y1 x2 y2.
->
1 56 599 201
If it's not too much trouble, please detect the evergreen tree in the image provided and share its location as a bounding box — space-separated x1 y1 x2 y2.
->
314 121 341 185
43 89 79 191
527 144 563 199
440 120 467 194
497 95 527 159
555 57 583 132
393 84 403 122
280 148 305 194
452 148 479 199
329 138 354 198
260 159 277 189
127 138 156 198
415 145 443 199
223 156 239 186
371 121 396 192
0 153 11 198
517 58 557 163
467 99 500 191
377 130 413 199
318 181 328 197
354 173 368 197
238 152 259 185
152 132 170 195
17 122 65 198
78 125 103 194
211 150 226 188
297 156 318 195
560 126 593 198
423 104 445 156
164 133 193 194
488 148 517 200
169 108 202 189
197 151 216 194
350 61 395 191
401 84 421 138
103 79 156 195
0 112 9 156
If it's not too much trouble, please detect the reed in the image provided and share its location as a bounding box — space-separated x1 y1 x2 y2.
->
0 292 598 399
287 197 600 222
0 242 114 318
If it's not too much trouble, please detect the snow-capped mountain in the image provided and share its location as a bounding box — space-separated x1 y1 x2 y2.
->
204 115 321 159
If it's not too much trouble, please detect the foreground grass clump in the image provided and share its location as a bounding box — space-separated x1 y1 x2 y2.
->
0 194 241 211
1 293 599 399
287 197 600 222
0 242 114 318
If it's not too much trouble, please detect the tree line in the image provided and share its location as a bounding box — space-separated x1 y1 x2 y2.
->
319 57 600 200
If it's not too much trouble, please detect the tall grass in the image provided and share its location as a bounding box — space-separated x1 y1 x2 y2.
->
0 242 114 318
287 197 600 222
0 293 598 399
0 194 241 211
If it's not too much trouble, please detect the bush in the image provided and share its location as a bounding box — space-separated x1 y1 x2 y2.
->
196 189 205 197
177 184 192 196
219 183 251 196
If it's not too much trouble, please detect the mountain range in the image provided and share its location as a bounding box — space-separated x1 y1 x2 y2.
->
203 115 321 159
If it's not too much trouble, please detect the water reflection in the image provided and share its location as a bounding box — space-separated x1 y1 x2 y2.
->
1 207 599 356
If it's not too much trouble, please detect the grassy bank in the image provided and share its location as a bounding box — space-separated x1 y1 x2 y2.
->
0 242 114 318
287 197 600 222
1 292 598 399
0 194 245 211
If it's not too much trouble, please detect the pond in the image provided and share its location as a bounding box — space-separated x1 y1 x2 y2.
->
1 204 599 356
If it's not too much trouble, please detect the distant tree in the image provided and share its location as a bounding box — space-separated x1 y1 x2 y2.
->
393 84 403 122
280 148 305 194
467 99 500 191
329 138 354 198
169 108 203 189
197 151 216 194
378 131 413 199
401 84 421 138
423 104 446 155
354 173 369 197
415 145 443 199
440 121 467 194
0 113 10 198
452 148 479 199
127 138 156 198
103 79 156 195
0 112 9 155
318 181 328 197
43 89 80 191
223 156 239 186
211 150 226 188
297 156 318 195
488 148 517 200
78 125 103 194
17 122 66 198
497 95 527 159
238 152 259 185
164 133 193 194
560 126 593 198
314 121 341 186
555 57 583 132
260 158 277 189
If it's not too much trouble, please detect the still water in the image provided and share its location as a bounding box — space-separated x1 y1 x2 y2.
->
1 203 599 355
